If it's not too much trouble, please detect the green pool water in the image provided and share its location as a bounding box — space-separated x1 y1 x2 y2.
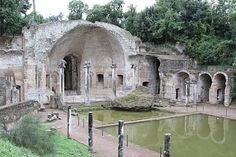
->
104 114 236 157
80 110 172 124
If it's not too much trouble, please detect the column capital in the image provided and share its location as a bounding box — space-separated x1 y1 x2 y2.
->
84 61 91 68
58 59 66 69
111 63 117 69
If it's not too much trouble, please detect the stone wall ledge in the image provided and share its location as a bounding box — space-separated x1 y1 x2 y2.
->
0 100 40 124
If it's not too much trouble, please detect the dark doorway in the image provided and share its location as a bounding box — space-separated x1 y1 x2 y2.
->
16 85 21 102
64 54 80 94
155 58 161 94
97 74 104 87
143 82 149 87
118 75 123 86
176 88 179 99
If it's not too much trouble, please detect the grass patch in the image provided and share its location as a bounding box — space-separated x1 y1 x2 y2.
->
0 135 38 157
44 134 95 157
9 115 55 155
115 87 154 107
1 115 95 157
0 134 95 157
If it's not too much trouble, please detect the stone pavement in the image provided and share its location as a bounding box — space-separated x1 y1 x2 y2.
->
41 109 159 157
163 103 236 120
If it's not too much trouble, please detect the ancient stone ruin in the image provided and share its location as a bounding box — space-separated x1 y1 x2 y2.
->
0 20 235 107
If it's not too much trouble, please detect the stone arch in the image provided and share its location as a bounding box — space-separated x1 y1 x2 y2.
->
64 54 80 94
175 71 190 100
22 21 137 101
198 73 212 102
211 72 228 105
213 72 228 84
48 24 127 96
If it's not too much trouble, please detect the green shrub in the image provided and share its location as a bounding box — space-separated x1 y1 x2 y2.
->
9 115 55 155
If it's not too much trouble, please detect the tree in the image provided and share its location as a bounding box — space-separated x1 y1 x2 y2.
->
123 4 137 35
86 0 124 26
19 0 31 16
24 11 44 25
151 0 183 43
0 0 31 36
133 6 157 42
179 0 211 40
86 4 108 23
105 0 124 26
45 12 64 22
68 0 88 20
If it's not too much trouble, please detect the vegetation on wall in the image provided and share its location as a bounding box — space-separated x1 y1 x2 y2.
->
0 0 45 36
67 0 236 66
123 0 236 66
1 0 236 66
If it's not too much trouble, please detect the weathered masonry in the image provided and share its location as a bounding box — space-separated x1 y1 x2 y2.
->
0 20 235 106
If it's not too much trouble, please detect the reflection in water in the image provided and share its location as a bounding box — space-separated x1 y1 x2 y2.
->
197 115 210 139
80 110 171 124
209 117 226 144
104 114 235 157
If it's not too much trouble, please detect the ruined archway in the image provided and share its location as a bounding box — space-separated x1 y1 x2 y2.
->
176 71 190 100
199 73 212 102
48 25 126 96
213 73 227 104
138 57 161 94
64 54 80 95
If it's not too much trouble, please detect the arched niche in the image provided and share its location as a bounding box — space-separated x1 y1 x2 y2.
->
199 73 212 102
213 73 227 104
176 71 190 100
48 25 126 95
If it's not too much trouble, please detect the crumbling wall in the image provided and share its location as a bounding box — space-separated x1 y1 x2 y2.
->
22 20 138 102
0 77 11 106
0 100 40 124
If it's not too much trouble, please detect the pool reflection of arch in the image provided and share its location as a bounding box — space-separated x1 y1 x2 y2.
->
209 116 228 144
196 114 211 140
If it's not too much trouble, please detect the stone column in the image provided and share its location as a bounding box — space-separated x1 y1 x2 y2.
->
111 63 117 99
192 80 197 105
84 61 91 104
58 60 66 101
224 83 231 106
11 85 17 104
67 106 71 138
163 133 171 157
185 82 189 106
131 64 136 89
118 120 124 157
88 112 93 151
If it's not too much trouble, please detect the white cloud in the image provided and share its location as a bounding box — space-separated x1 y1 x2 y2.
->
30 0 156 18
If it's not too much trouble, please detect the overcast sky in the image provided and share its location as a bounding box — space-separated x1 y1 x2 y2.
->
31 0 156 18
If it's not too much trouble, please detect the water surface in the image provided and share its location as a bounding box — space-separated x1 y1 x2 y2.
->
80 110 171 124
104 114 236 157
